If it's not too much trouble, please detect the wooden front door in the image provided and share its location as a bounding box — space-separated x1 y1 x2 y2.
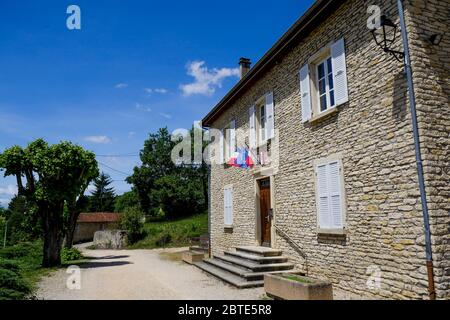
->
259 178 272 247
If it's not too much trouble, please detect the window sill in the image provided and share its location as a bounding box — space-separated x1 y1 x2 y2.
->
317 228 347 236
224 225 234 230
309 106 338 124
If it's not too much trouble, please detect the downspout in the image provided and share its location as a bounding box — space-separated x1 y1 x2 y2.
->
397 0 436 300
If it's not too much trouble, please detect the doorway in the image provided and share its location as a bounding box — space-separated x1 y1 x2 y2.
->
258 178 272 247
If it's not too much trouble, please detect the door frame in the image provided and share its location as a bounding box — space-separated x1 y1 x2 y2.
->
254 173 276 248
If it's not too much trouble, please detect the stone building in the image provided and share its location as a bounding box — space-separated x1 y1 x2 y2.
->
73 212 121 243
200 0 449 299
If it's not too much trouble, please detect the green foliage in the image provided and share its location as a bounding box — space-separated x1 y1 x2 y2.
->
120 207 145 244
89 172 116 212
114 191 140 213
152 171 205 219
127 127 208 219
129 213 207 249
0 139 99 267
0 241 44 300
61 247 83 263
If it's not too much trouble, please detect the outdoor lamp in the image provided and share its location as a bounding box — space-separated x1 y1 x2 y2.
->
371 15 405 62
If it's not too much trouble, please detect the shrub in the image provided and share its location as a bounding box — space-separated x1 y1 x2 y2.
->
0 268 31 300
120 206 145 244
61 247 83 263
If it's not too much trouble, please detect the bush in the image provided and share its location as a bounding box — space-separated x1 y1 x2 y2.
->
120 206 145 244
61 247 83 263
0 268 31 300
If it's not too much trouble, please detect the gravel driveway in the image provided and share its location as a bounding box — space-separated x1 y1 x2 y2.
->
36 246 265 300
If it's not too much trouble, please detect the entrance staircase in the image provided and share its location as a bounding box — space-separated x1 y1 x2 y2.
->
194 246 296 288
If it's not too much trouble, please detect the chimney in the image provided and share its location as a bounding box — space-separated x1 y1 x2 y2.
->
239 57 251 79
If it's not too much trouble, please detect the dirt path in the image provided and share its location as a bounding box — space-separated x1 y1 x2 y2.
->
36 246 265 300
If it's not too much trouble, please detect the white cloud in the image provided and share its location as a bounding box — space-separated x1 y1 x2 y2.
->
159 112 172 119
128 131 136 139
84 135 111 144
0 185 17 197
180 61 240 96
144 88 168 95
135 103 152 112
115 83 128 89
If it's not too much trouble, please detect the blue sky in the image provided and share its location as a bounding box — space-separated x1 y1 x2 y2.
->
0 0 315 206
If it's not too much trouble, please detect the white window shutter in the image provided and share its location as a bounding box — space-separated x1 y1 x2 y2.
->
224 186 233 225
331 38 349 106
219 129 224 164
328 161 343 229
249 105 256 149
230 120 236 157
299 64 312 123
265 92 275 140
317 164 331 229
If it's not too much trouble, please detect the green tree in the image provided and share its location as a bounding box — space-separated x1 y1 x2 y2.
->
120 206 145 244
89 172 116 212
127 128 176 215
114 191 140 213
0 139 98 267
127 126 208 219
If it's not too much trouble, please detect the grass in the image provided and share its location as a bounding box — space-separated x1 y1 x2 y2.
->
128 213 208 249
282 274 312 284
0 241 89 300
0 241 48 300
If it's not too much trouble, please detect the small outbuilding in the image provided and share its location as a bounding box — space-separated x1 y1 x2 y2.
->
73 212 122 243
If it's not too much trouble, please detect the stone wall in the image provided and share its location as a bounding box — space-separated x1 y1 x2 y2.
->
404 0 450 300
208 0 449 299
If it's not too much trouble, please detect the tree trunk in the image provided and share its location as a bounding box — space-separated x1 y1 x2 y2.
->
64 210 80 249
41 206 64 267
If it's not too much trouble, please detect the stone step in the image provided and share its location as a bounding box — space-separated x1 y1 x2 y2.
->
189 246 208 253
235 246 283 257
194 261 263 288
224 250 289 264
204 258 300 281
214 254 295 272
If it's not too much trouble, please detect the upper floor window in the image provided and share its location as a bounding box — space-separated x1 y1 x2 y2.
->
317 56 335 112
259 103 266 142
300 38 348 123
249 92 274 150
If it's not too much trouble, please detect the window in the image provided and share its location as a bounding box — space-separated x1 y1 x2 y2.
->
221 120 236 163
315 158 346 231
224 185 233 226
300 38 348 123
259 103 266 143
249 92 274 149
316 57 335 112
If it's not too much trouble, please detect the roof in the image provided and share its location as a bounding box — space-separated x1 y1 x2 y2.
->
77 212 122 223
202 0 344 127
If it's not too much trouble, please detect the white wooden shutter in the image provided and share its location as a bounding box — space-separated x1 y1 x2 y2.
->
249 105 256 149
331 38 349 106
230 120 236 158
265 92 275 140
224 186 233 225
299 64 312 123
328 161 343 228
219 129 224 164
316 164 331 229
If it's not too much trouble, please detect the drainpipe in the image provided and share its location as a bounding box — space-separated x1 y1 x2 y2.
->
397 0 436 300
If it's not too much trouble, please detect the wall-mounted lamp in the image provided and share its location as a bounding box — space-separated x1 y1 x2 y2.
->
429 34 443 46
371 15 405 62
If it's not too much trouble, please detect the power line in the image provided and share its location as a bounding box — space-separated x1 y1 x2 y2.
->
97 161 132 177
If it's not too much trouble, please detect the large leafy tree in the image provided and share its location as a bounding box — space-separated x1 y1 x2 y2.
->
127 127 208 218
89 172 116 212
0 139 98 267
127 127 176 215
